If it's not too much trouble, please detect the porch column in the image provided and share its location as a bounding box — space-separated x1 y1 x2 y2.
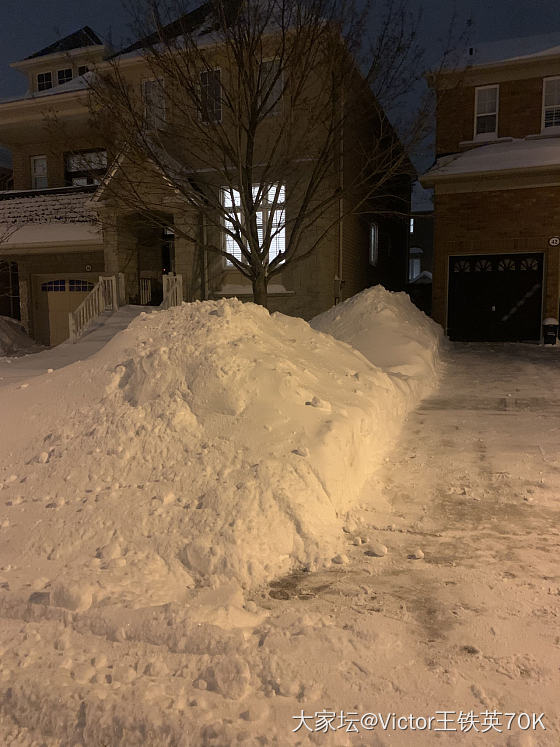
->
173 210 200 301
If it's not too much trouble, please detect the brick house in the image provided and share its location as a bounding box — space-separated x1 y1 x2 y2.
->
0 10 410 347
421 33 560 341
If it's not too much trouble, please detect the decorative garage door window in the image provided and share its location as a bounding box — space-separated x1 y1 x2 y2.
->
474 258 492 272
41 279 94 292
497 258 516 271
519 257 539 271
453 259 470 273
41 280 66 292
69 279 94 292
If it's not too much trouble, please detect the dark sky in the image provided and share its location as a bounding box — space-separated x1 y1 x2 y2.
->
1 0 559 98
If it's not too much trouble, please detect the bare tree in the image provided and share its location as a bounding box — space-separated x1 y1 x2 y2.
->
85 0 435 306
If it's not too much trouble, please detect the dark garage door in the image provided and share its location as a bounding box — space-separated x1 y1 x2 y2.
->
448 253 544 341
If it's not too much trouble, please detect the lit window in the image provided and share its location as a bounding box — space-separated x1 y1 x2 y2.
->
142 79 166 129
409 258 421 281
37 72 52 92
474 85 498 139
57 68 73 85
31 156 48 189
222 185 286 266
369 223 378 266
543 77 560 129
409 217 414 234
200 69 222 123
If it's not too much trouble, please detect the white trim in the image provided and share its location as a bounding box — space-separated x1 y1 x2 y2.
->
36 71 53 93
473 84 499 141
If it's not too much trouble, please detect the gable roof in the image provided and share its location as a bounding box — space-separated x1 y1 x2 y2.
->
25 26 103 60
114 0 241 58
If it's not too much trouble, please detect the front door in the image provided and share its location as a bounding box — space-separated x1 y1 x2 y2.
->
448 253 544 341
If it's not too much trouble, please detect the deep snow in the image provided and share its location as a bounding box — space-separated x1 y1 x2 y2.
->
0 286 502 746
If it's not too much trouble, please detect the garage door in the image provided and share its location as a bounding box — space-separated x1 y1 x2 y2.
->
35 278 94 346
448 253 544 341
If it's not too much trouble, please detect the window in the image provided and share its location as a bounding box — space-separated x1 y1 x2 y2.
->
65 149 107 186
369 222 378 266
41 280 65 292
409 258 421 281
57 68 73 85
200 69 222 123
409 217 414 234
222 184 286 266
36 72 52 92
142 79 166 129
474 85 499 139
260 59 283 115
69 279 94 292
31 156 48 189
543 77 560 129
78 65 89 77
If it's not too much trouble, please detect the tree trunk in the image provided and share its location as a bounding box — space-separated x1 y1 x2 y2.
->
252 273 268 308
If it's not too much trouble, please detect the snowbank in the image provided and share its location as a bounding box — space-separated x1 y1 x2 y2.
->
0 291 441 606
0 316 41 356
311 285 444 399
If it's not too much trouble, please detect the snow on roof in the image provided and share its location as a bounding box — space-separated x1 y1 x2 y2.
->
422 137 560 182
466 32 560 67
24 26 103 60
0 187 97 225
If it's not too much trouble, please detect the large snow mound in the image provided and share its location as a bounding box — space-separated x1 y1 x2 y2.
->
0 316 41 356
311 285 444 398
0 291 441 606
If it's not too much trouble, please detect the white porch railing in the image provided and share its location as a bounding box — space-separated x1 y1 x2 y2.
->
161 273 183 310
68 274 121 343
140 278 152 305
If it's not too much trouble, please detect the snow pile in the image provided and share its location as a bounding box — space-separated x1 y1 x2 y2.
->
312 285 444 399
0 292 441 606
0 316 41 356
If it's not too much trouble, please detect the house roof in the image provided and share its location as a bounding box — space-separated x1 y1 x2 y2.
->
24 26 103 60
466 32 560 68
421 137 560 183
0 186 98 224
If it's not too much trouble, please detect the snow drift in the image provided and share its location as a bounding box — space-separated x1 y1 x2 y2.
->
0 288 441 605
0 316 41 356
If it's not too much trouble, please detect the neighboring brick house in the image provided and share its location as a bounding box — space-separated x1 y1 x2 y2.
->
421 33 560 341
406 181 433 314
0 12 410 347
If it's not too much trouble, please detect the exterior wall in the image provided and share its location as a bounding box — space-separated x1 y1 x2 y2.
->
432 186 560 327
11 137 106 191
436 76 547 156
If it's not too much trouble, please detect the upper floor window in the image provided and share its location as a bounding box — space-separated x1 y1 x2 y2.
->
200 69 222 123
65 149 107 186
142 79 166 130
260 59 283 115
222 184 286 266
78 65 89 77
36 72 52 92
369 222 379 266
543 77 560 130
31 156 48 189
57 68 73 85
474 85 499 140
409 217 414 234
